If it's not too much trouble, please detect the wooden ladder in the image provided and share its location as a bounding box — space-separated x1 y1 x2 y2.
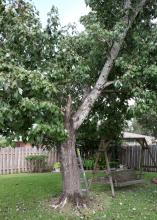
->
76 148 89 195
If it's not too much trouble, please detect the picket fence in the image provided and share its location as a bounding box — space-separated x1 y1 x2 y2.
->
121 145 157 172
0 147 59 175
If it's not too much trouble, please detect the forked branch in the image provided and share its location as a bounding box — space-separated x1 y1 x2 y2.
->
73 0 147 130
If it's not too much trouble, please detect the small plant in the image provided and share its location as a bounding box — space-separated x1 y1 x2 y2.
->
110 161 119 168
52 162 61 172
25 154 48 173
83 159 94 170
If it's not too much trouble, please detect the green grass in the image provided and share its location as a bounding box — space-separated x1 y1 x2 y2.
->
94 173 157 220
0 172 157 220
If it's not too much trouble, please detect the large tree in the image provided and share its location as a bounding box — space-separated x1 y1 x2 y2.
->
1 0 157 207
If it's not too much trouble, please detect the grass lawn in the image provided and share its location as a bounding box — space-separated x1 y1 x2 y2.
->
0 172 157 220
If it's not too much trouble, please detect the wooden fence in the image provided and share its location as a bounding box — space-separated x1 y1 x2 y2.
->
121 145 157 172
1 145 157 175
0 147 59 175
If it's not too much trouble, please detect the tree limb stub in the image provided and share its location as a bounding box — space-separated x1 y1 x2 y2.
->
65 95 72 121
73 0 147 131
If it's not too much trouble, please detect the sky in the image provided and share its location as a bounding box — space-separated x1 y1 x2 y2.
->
31 0 90 30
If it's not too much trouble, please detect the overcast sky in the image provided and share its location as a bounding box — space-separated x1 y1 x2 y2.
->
31 0 90 30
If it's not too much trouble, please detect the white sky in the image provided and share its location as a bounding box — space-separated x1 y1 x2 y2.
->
31 0 90 30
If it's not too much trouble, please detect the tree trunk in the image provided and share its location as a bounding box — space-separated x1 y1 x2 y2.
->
54 96 85 208
59 123 84 207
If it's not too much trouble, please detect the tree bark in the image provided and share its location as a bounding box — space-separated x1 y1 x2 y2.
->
54 96 84 208
59 124 83 207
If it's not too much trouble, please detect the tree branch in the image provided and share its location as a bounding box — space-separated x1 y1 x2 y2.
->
73 0 147 130
104 80 115 88
64 95 72 121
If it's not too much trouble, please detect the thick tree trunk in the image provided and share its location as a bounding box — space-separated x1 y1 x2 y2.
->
59 123 83 207
54 96 85 208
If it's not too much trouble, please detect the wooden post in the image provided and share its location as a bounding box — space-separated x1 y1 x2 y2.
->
147 148 157 168
103 141 115 197
137 139 145 177
89 140 102 189
140 147 144 176
93 140 103 173
138 138 157 175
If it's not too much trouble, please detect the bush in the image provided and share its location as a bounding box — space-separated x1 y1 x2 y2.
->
83 157 118 171
25 154 48 173
52 162 61 169
110 161 119 168
52 162 61 172
0 137 9 148
83 159 94 170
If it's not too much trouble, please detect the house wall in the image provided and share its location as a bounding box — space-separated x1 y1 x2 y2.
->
16 141 32 148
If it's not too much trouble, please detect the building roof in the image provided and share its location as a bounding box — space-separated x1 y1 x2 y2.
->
122 132 155 145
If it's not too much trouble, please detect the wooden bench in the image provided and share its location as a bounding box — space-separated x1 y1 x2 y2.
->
92 176 110 184
111 169 145 187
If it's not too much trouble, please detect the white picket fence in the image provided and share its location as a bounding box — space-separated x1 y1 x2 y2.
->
0 147 59 175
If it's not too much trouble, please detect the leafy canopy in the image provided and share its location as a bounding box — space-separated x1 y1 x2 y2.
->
1 0 157 147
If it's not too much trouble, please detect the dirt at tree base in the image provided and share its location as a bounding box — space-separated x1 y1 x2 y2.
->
43 192 111 219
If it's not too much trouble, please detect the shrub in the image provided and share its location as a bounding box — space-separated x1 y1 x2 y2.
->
0 137 9 148
25 154 48 173
25 155 48 161
53 162 61 169
83 159 94 170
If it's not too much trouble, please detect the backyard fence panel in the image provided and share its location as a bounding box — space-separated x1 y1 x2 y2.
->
0 147 59 175
120 145 157 172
